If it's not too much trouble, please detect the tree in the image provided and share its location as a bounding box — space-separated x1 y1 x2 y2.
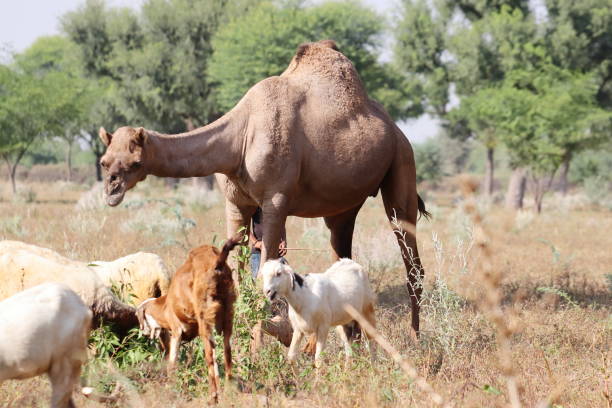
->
15 36 94 181
543 0 612 193
505 68 610 212
0 65 79 192
63 0 261 185
457 65 610 212
414 139 444 185
395 1 533 196
62 0 130 181
209 1 421 121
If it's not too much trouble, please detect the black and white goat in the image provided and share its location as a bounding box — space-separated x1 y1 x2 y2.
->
261 258 376 367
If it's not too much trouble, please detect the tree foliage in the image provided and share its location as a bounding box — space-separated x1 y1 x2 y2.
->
209 1 421 120
395 0 612 208
0 42 87 191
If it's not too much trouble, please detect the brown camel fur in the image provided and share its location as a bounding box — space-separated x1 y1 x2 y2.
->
99 40 429 340
136 238 240 403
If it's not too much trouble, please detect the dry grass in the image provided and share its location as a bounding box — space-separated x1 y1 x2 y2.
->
0 177 610 407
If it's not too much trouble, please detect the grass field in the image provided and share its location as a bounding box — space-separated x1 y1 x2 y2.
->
0 177 610 407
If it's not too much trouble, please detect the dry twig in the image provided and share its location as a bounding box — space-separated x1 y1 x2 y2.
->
458 177 522 408
343 303 450 408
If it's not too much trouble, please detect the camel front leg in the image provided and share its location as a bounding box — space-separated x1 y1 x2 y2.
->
225 200 256 281
323 203 364 260
320 204 365 352
260 194 289 265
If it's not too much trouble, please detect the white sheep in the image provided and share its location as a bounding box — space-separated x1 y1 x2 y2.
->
0 283 92 408
89 252 172 304
0 241 137 332
261 258 376 367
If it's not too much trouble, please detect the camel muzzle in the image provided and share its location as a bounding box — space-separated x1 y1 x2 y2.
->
105 181 125 207
105 191 125 207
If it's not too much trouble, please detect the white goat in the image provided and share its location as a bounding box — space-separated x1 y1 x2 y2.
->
0 283 92 408
261 258 376 367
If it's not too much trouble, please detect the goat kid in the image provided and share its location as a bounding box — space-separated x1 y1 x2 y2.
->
261 258 376 368
136 237 240 403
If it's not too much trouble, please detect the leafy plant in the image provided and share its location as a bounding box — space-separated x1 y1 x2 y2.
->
536 287 578 307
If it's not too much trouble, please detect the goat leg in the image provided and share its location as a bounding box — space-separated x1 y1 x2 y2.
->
223 331 232 381
203 330 220 404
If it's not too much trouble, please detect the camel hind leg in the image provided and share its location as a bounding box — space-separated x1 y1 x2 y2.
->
380 154 425 338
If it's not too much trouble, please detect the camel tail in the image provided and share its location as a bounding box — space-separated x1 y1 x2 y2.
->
417 194 432 221
215 235 242 270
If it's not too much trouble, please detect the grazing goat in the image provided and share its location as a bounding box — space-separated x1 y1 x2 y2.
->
0 241 138 332
261 258 376 367
136 238 240 403
0 283 92 408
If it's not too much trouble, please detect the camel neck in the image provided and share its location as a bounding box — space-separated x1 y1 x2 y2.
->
145 111 245 178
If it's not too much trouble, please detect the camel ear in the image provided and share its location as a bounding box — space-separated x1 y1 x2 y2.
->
129 127 147 153
134 127 147 145
99 127 112 146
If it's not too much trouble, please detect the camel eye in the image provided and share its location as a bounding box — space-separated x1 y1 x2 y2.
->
130 162 142 170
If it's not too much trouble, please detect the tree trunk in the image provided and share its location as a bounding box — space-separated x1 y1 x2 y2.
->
484 147 495 195
505 168 527 210
3 155 17 194
558 153 571 196
66 139 73 181
532 171 557 214
9 163 17 194
95 151 103 182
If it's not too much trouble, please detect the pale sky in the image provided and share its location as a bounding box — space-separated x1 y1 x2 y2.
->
0 0 439 143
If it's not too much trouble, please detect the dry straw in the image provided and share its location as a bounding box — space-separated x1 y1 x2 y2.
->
343 304 450 408
458 176 522 408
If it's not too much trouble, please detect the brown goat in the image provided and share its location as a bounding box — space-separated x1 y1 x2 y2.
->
136 238 240 403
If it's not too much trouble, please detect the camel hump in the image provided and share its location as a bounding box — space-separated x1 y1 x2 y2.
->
295 39 339 62
282 39 367 114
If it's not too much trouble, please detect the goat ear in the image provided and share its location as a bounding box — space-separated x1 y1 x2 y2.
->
290 272 296 291
280 258 288 265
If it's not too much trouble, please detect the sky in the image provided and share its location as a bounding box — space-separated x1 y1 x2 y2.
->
0 0 439 143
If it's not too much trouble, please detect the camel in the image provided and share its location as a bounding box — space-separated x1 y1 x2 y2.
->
98 40 429 338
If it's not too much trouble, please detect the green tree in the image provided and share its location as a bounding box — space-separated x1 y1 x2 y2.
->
63 0 260 183
16 36 95 180
62 0 132 180
543 0 612 192
458 66 610 212
209 1 421 120
414 139 444 185
0 63 81 192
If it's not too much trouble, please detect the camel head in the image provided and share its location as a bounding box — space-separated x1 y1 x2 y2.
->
99 126 149 206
